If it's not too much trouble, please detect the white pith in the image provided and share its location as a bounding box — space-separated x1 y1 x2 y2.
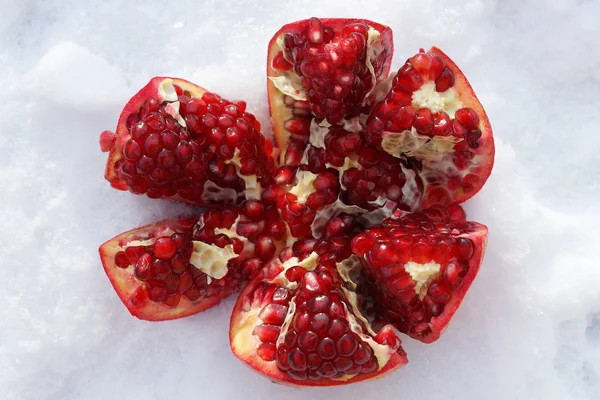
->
158 79 187 127
309 119 329 149
201 180 240 203
379 79 482 184
225 149 262 200
268 36 307 101
190 241 236 280
310 198 394 238
404 261 441 299
342 116 363 133
120 227 177 256
411 83 462 116
289 170 318 203
158 78 178 102
364 28 383 103
336 256 397 372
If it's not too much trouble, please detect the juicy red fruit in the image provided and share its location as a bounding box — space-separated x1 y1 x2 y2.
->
99 201 289 321
100 77 276 207
352 204 488 343
230 235 408 386
280 18 384 123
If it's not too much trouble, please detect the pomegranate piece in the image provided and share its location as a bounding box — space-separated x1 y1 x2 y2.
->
230 235 407 386
267 18 393 163
351 204 488 343
100 76 277 207
99 202 288 321
366 47 495 208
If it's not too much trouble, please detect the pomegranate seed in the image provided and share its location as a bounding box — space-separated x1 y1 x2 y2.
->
255 235 276 261
257 342 277 361
113 251 130 268
427 282 450 304
163 293 181 307
259 304 288 325
147 281 168 302
145 112 165 132
253 324 281 343
123 140 142 161
336 333 358 357
411 240 434 263
456 237 474 260
413 108 434 134
241 200 264 221
435 68 455 92
134 254 152 281
99 130 116 152
455 108 480 130
152 259 171 278
432 112 451 136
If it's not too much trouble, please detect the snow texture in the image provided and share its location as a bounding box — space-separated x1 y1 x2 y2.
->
1 0 599 399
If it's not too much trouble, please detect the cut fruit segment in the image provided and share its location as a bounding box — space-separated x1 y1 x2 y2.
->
99 202 289 321
267 18 394 164
365 48 495 208
351 204 488 343
100 76 277 207
230 234 407 386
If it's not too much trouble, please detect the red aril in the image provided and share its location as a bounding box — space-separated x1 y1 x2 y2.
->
100 77 277 207
351 204 488 343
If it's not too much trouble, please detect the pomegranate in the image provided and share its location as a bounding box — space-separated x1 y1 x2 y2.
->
351 204 488 343
97 16 496 388
99 202 288 321
230 232 408 386
365 47 495 208
100 77 277 206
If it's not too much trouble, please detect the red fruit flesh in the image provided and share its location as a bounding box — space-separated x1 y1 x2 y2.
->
352 204 488 343
99 202 289 321
230 235 407 386
267 18 393 163
100 77 277 206
366 48 495 208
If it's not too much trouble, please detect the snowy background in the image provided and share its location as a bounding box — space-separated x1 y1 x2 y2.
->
1 0 599 399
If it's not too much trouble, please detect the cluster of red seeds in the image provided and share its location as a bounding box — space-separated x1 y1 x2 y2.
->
113 223 234 307
253 263 380 381
115 87 275 203
352 206 475 338
282 18 376 123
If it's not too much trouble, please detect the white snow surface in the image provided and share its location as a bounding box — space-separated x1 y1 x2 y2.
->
1 0 599 399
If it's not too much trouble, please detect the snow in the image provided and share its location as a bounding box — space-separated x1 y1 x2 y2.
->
1 0 599 399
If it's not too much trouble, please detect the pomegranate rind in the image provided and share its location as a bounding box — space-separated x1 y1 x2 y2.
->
421 47 495 208
104 77 207 192
99 219 230 322
229 270 408 387
267 18 394 163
